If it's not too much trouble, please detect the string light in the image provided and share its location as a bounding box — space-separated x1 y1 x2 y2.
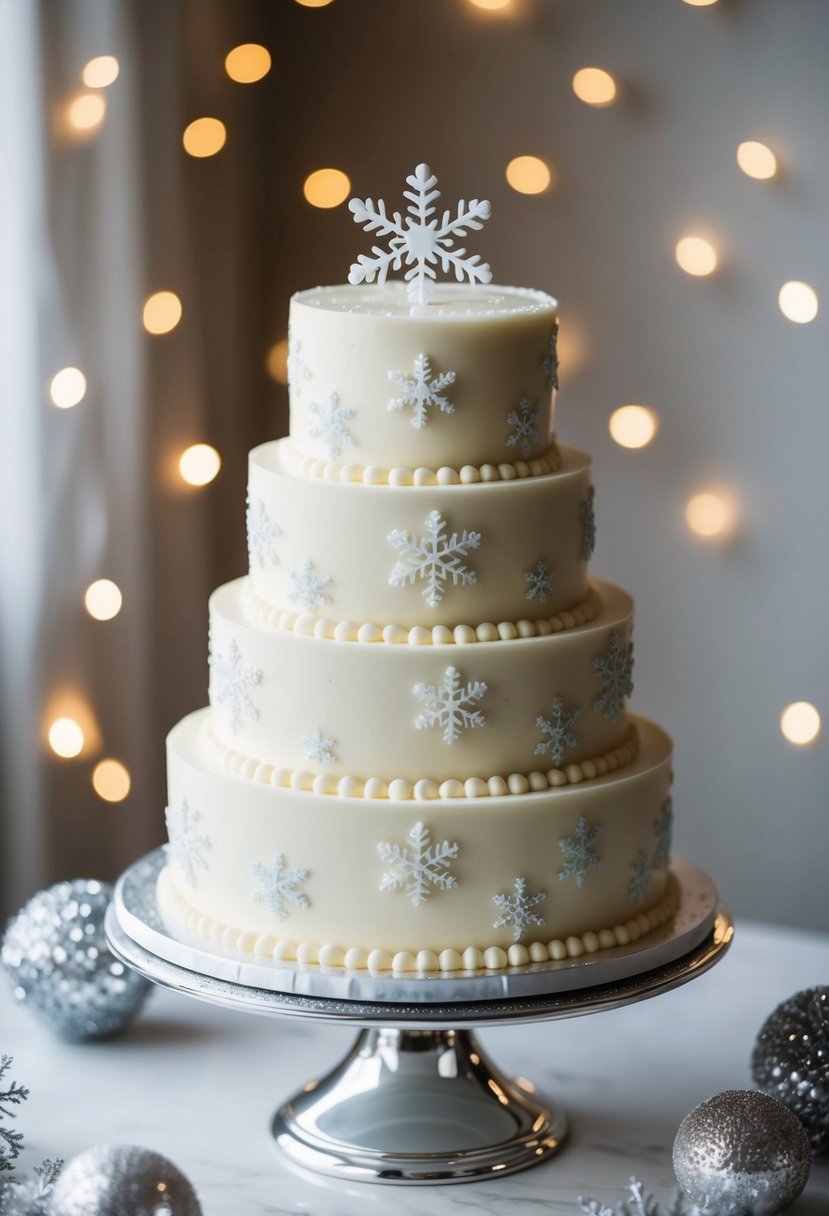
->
778 281 818 324
67 93 106 133
685 491 737 539
572 67 617 107
143 291 182 335
224 44 271 83
505 156 553 195
84 579 122 621
736 141 777 180
780 702 821 747
48 718 85 759
609 405 658 449
266 338 290 384
182 118 226 158
675 236 718 276
92 759 131 802
81 56 119 88
179 443 221 486
303 168 351 208
49 367 87 409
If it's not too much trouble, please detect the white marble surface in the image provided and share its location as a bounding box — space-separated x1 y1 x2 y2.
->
1 920 828 1214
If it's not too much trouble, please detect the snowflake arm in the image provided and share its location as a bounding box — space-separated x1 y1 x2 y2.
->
209 638 262 733
251 853 310 921
558 816 602 887
414 665 487 745
653 796 673 868
535 696 581 768
492 877 546 942
287 325 311 396
165 798 210 887
525 559 552 605
377 822 459 906
387 354 457 429
388 510 480 608
246 495 281 567
302 728 336 765
506 395 540 458
592 632 634 721
309 391 356 460
629 849 653 905
288 559 332 613
541 322 559 393
580 485 596 561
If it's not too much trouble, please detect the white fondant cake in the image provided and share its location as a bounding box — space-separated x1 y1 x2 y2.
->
160 185 676 972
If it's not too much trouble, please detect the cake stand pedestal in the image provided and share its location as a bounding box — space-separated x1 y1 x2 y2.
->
106 850 732 1185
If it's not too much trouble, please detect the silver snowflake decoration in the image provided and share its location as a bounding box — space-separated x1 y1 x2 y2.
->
309 390 356 459
287 325 311 396
580 1177 698 1216
558 816 602 887
209 637 262 733
387 353 457 429
593 631 634 721
492 876 546 942
246 494 281 568
414 665 487 746
251 852 310 921
377 821 459 907
388 509 480 608
525 558 552 604
348 162 492 305
288 558 332 613
506 395 540 459
653 796 673 868
541 321 559 392
165 798 210 887
581 485 596 561
302 727 336 765
629 849 653 906
535 696 581 768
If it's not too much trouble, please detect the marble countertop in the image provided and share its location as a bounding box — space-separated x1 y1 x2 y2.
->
1 919 828 1214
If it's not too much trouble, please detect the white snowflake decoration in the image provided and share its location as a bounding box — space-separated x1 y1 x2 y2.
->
348 162 492 305
302 727 336 765
558 816 602 887
541 321 559 393
288 558 332 613
593 632 634 721
251 852 310 921
387 353 457 429
287 325 311 396
165 798 210 887
377 821 459 907
580 1176 699 1216
388 510 480 608
209 637 262 733
492 876 546 942
414 665 487 746
581 485 597 561
653 796 673 868
525 558 552 604
309 390 356 459
506 395 540 458
535 696 581 768
629 849 653 906
246 495 281 568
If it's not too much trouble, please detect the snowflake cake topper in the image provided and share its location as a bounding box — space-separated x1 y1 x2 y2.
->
348 163 493 306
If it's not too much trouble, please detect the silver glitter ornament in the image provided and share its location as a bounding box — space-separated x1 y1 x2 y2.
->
751 985 829 1152
50 1145 202 1216
1 879 150 1041
672 1089 811 1216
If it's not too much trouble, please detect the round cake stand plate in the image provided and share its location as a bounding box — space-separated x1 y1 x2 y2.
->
106 851 732 1185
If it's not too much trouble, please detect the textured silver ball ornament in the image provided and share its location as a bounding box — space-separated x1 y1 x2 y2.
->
751 986 829 1152
1 879 151 1041
672 1089 811 1216
50 1146 202 1216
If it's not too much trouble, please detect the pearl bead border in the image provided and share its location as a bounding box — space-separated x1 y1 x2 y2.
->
280 440 562 486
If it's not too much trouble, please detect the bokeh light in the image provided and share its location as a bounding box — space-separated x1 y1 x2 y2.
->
84 579 123 621
48 717 84 759
682 0 718 5
675 236 718 277
609 405 658 449
303 168 351 208
143 291 182 335
780 702 821 747
81 56 120 88
572 67 617 107
294 0 336 7
67 93 106 133
93 758 132 802
468 0 511 8
778 281 819 324
182 117 226 158
736 141 777 180
179 443 221 486
267 338 290 385
505 156 552 195
224 44 272 83
685 491 737 539
49 367 87 409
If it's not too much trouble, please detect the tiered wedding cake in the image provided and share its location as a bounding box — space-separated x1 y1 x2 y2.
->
159 165 677 974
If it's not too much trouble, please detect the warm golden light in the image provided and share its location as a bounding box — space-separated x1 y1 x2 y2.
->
303 168 351 208
682 0 718 5
225 43 272 83
609 405 658 449
48 717 85 759
67 92 106 132
266 338 290 385
179 443 221 486
778 281 819 324
572 67 617 107
182 117 227 158
49 367 87 409
780 702 821 747
505 156 552 195
143 291 182 335
675 236 718 277
93 758 132 802
736 141 777 180
84 579 123 621
81 55 120 88
294 0 336 7
468 0 511 8
685 491 736 539
556 321 589 382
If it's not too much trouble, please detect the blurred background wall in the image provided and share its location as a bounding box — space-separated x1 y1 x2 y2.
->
1 0 827 929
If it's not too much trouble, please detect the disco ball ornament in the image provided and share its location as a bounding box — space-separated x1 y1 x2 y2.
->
672 1089 811 1216
752 985 829 1152
50 1145 202 1216
1 879 150 1041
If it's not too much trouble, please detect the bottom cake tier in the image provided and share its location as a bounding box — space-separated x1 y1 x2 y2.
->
160 709 676 973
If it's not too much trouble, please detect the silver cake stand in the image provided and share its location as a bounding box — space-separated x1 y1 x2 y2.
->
106 849 732 1185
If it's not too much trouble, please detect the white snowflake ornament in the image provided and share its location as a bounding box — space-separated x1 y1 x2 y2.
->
309 390 356 459
593 631 634 721
302 727 336 765
288 559 332 613
535 696 581 768
388 510 481 608
414 665 487 745
251 852 310 921
165 798 210 887
209 637 262 733
492 877 546 942
629 849 653 905
506 395 540 458
558 816 602 887
387 353 457 428
541 322 559 393
377 821 459 907
287 324 312 396
246 495 281 568
525 559 552 605
348 163 492 306
653 796 673 868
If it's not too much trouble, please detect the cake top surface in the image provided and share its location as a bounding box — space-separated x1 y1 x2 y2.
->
293 282 557 321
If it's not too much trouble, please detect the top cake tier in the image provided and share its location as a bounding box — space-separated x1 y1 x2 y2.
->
288 283 558 475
